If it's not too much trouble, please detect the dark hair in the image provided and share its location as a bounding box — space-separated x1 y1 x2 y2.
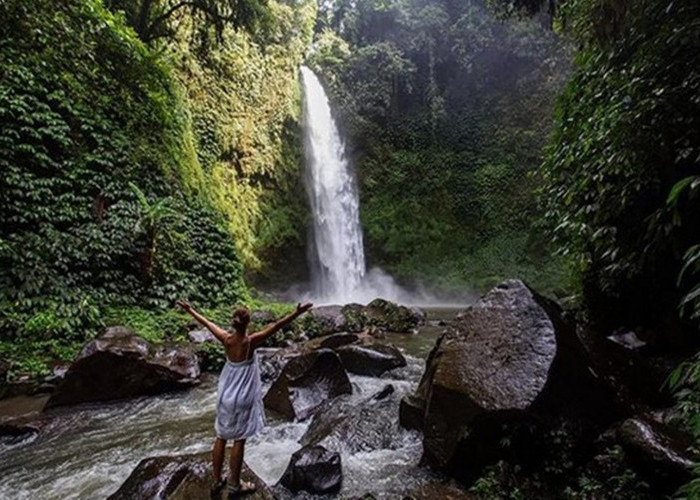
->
232 306 250 333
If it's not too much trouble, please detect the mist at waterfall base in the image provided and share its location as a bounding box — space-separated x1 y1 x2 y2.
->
295 66 473 307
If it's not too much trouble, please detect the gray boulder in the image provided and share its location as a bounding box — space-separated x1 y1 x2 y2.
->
278 445 342 495
410 280 618 482
108 452 272 499
46 326 200 408
263 349 352 420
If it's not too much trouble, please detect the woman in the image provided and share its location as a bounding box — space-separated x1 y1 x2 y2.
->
176 300 313 497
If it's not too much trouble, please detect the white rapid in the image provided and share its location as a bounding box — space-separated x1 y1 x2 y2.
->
301 66 367 303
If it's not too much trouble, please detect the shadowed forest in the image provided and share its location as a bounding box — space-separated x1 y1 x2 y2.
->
1 0 700 498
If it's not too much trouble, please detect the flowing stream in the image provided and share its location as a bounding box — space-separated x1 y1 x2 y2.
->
0 310 458 499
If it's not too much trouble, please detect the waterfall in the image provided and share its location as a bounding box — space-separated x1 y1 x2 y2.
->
300 66 366 303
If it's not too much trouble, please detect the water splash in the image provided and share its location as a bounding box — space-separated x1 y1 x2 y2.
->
300 66 366 303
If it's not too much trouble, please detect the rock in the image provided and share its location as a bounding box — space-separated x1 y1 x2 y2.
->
335 343 406 376
308 305 348 336
317 332 362 349
399 394 425 431
607 330 647 350
256 347 298 384
412 280 619 483
372 384 395 400
263 349 352 420
0 422 39 448
46 326 200 409
341 303 367 332
187 329 216 344
251 309 276 326
301 384 405 453
108 452 273 500
363 298 425 333
618 416 695 493
278 445 342 495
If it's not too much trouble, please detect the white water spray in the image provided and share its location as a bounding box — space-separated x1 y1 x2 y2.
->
300 66 367 303
300 66 464 305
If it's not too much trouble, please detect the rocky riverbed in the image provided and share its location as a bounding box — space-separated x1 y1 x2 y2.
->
1 283 695 498
0 305 459 499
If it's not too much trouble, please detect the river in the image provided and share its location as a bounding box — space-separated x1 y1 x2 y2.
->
0 308 461 499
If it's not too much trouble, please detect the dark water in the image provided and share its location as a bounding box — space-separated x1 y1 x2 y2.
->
0 308 462 499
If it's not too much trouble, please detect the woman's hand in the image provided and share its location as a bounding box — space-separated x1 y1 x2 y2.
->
296 302 313 315
176 299 193 312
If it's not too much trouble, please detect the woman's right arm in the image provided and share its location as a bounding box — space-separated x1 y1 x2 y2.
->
176 300 230 344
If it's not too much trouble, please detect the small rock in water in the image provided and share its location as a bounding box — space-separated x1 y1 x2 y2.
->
278 445 342 495
372 384 395 400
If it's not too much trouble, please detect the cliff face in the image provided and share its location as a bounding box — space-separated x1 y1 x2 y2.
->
170 1 317 283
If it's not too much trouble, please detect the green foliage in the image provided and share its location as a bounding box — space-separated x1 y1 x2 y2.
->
540 0 700 327
105 0 273 44
311 0 571 293
669 351 700 497
0 0 248 373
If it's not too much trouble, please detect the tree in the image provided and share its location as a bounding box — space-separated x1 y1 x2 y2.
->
104 0 271 43
129 183 182 284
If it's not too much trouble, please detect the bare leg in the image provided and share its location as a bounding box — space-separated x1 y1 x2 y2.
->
212 437 227 481
229 439 245 485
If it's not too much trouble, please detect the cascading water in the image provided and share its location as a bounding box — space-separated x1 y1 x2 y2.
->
300 66 367 303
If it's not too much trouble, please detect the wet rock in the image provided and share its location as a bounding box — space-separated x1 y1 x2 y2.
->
341 303 368 332
618 416 695 492
256 347 298 384
301 384 405 453
46 326 200 408
372 384 395 400
278 445 342 495
318 332 362 349
363 299 425 333
0 422 39 448
108 452 272 500
263 349 351 420
399 394 425 431
308 305 348 336
335 343 406 376
412 280 618 483
187 329 216 344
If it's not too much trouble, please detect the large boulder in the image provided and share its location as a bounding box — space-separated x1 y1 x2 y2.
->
363 299 425 333
263 349 352 420
618 415 696 493
277 445 342 495
335 343 406 376
46 326 200 409
108 452 272 499
411 280 619 483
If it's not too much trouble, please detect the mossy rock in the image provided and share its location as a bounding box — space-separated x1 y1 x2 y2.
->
362 299 425 333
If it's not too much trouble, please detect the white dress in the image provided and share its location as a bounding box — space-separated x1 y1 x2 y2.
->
215 351 265 440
